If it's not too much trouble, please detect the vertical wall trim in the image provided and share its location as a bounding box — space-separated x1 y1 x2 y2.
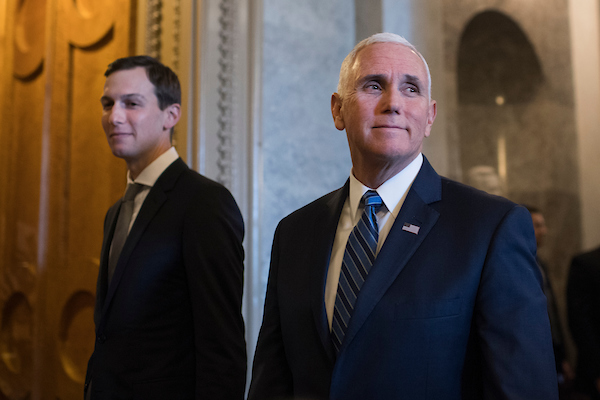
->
216 0 236 187
172 0 182 71
569 0 600 250
146 0 162 58
245 0 263 382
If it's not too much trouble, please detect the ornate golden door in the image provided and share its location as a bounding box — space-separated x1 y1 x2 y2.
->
0 0 134 398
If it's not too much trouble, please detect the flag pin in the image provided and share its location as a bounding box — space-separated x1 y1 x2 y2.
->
402 223 420 235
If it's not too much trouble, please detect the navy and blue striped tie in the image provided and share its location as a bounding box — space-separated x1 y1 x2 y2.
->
332 190 383 353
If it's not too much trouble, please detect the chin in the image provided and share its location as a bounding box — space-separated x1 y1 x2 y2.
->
109 146 132 160
371 149 418 164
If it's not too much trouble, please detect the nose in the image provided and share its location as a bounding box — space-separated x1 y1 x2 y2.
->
381 89 402 114
107 104 125 125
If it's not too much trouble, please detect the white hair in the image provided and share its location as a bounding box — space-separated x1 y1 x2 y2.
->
337 33 432 100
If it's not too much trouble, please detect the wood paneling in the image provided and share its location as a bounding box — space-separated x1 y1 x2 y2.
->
0 0 134 398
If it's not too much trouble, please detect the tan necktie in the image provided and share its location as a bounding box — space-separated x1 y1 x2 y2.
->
108 183 144 283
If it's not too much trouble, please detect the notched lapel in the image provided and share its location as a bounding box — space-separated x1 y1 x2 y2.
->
311 182 349 362
95 203 121 328
101 188 169 319
99 159 188 323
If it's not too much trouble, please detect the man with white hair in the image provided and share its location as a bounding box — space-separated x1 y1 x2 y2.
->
249 33 558 400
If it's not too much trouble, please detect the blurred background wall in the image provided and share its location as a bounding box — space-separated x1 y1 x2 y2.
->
0 0 598 398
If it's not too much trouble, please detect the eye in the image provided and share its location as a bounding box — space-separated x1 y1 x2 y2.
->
101 102 113 111
363 82 383 93
125 101 139 108
403 84 420 95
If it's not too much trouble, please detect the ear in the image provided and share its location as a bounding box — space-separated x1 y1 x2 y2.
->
163 103 181 131
331 93 345 131
424 100 437 138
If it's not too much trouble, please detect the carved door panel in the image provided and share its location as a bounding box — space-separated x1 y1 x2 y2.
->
0 0 134 398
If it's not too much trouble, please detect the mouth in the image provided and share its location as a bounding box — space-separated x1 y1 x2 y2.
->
109 132 132 137
373 125 405 130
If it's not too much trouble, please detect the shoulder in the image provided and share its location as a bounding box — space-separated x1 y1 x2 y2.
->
172 169 244 237
178 167 231 192
169 163 238 203
155 162 243 223
572 246 600 268
440 176 515 210
278 186 344 227
440 176 526 220
415 157 519 221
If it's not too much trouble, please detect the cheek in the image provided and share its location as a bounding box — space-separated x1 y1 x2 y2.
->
409 109 430 131
132 114 152 129
101 115 110 131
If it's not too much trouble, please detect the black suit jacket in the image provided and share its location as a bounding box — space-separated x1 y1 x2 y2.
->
249 157 558 400
568 246 600 394
85 158 246 400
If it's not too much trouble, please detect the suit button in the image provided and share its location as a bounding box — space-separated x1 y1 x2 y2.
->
97 334 106 343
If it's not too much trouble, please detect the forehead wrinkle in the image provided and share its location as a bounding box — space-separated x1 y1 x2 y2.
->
356 48 427 79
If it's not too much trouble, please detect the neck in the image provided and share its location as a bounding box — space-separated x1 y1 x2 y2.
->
127 156 156 180
352 160 414 189
125 145 172 180
352 172 388 189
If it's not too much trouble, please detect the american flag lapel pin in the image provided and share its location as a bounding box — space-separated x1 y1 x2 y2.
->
402 222 420 235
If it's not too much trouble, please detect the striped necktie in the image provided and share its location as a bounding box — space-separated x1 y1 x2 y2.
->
332 190 383 353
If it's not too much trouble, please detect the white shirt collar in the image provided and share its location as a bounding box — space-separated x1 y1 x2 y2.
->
127 147 179 187
348 153 423 219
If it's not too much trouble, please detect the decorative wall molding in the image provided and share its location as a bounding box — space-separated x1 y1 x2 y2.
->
216 0 236 187
62 0 115 48
146 0 162 59
171 0 182 72
13 0 46 79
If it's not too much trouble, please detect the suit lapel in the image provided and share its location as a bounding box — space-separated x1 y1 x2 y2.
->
95 203 120 327
340 158 442 353
98 159 188 326
309 182 349 363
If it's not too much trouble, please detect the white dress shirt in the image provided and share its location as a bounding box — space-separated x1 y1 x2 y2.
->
324 153 423 329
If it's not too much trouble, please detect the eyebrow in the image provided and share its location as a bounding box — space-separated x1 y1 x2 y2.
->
357 74 386 86
403 74 424 87
100 93 146 103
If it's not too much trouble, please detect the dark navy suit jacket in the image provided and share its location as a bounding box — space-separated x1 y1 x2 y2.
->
249 157 558 400
85 158 246 400
568 246 600 396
